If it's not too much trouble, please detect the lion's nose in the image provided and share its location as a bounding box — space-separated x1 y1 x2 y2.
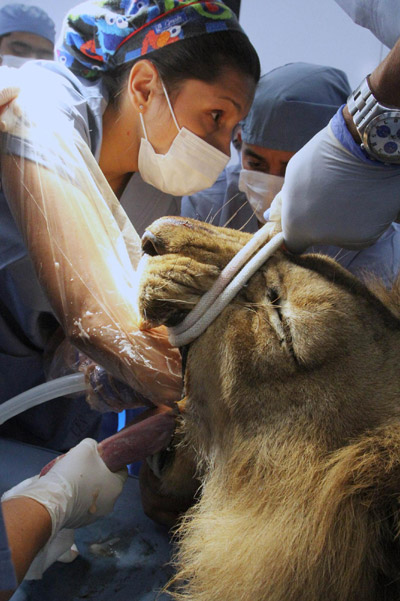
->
141 230 166 256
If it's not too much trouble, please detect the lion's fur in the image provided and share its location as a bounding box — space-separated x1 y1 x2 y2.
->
139 217 400 601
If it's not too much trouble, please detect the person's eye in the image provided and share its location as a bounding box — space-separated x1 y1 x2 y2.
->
247 160 262 169
211 111 222 124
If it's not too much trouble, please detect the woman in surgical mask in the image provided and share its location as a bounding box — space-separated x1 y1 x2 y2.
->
183 62 350 231
0 1 260 451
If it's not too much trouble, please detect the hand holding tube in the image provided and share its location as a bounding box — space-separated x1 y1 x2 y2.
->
2 439 127 533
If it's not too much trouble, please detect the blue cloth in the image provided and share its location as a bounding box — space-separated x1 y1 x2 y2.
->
310 223 400 288
0 60 180 450
330 105 388 165
182 159 257 232
185 154 400 287
241 63 351 152
0 4 55 44
0 506 17 592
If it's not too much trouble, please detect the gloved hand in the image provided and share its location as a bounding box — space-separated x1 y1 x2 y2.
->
45 337 151 412
2 438 127 579
85 363 151 412
279 122 400 253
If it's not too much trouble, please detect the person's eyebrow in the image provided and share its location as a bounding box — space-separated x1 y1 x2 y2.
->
243 148 265 162
10 41 33 53
219 96 242 112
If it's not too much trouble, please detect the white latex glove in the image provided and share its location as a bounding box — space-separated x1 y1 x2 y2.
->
2 438 127 579
266 193 283 233
280 123 400 253
0 66 21 132
2 438 127 533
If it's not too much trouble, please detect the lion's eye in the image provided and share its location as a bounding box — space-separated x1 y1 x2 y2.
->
267 287 283 322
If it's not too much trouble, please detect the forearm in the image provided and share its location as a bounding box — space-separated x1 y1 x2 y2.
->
2 156 182 403
2 498 51 586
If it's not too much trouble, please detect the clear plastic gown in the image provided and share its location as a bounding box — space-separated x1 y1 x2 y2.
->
0 66 182 408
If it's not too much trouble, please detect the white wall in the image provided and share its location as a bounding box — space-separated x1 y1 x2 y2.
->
239 0 388 87
3 0 389 88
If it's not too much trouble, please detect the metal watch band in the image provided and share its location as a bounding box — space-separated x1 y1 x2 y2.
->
347 77 377 129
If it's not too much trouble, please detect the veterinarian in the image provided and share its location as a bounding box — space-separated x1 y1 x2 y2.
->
0 3 55 67
0 0 260 450
0 438 127 600
273 11 400 256
183 61 400 286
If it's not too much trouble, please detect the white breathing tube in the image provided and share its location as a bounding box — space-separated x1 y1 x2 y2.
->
168 228 284 348
0 373 87 425
0 229 283 424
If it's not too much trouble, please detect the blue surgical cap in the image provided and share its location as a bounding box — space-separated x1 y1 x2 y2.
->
0 3 56 45
241 62 351 152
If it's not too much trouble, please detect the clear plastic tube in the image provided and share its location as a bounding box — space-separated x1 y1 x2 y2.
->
0 373 87 425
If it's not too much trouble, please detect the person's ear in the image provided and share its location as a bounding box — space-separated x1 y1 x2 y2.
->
127 60 161 112
235 129 243 150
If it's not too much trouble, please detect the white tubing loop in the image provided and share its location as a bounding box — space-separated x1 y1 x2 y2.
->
0 373 87 425
171 222 278 337
168 231 284 348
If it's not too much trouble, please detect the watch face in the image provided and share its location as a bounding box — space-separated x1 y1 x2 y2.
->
364 111 400 163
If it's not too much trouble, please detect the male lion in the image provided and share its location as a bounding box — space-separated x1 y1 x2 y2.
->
138 216 400 601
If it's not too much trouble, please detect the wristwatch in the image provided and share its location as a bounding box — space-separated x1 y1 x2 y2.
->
347 76 400 164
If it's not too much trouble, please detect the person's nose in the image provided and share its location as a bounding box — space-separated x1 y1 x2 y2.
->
206 131 231 156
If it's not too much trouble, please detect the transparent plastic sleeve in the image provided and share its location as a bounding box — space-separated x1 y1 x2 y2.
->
0 68 182 408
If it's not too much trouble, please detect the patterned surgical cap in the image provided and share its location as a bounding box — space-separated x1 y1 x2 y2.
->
56 0 242 80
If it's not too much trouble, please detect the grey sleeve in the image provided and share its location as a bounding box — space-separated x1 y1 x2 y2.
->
334 0 400 48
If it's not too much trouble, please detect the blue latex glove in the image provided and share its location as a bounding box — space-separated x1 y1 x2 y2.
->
279 123 400 254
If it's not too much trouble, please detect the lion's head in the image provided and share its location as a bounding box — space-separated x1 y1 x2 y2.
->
139 217 400 455
138 217 400 601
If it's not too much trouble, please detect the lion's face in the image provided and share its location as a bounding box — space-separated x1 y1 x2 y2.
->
139 217 400 451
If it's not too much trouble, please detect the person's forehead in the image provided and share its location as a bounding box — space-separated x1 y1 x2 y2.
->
189 70 255 114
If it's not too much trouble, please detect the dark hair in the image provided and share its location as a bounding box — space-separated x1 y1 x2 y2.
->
103 29 260 105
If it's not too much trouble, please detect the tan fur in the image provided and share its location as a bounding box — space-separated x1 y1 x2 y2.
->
139 217 400 601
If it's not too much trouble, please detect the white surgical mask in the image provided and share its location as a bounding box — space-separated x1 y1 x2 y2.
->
138 82 229 196
239 169 284 223
0 54 34 68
